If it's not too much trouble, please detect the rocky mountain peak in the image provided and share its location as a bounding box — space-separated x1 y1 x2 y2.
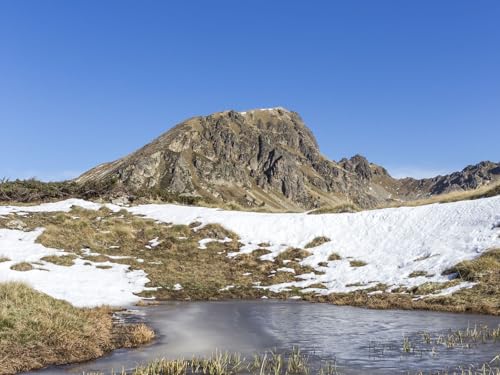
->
76 109 499 210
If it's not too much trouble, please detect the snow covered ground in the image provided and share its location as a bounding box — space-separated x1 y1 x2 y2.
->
0 196 499 307
0 199 148 307
0 198 107 216
128 196 500 295
0 228 149 307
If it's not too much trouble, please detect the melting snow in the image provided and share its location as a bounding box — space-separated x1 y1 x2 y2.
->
239 107 288 115
0 198 116 217
415 282 477 300
128 196 500 294
1 196 499 306
198 237 232 249
277 267 295 274
0 228 148 307
148 237 162 248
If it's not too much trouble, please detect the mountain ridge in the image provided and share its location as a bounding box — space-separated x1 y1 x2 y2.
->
76 108 500 210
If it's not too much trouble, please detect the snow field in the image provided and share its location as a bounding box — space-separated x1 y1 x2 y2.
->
0 196 498 306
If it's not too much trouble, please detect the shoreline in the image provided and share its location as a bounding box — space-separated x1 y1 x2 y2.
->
28 299 500 375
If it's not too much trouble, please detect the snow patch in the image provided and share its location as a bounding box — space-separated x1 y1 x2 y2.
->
128 196 500 295
0 198 120 216
148 237 162 248
0 228 148 307
198 237 232 250
1 197 498 306
277 267 296 274
239 107 288 115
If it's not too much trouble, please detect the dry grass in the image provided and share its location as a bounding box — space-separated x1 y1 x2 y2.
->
0 282 154 374
444 249 500 281
93 347 333 375
349 260 367 267
0 257 10 263
77 347 500 375
308 202 360 214
304 236 331 249
0 282 114 374
10 262 33 271
308 249 500 315
383 181 500 209
275 248 311 261
328 253 342 261
39 254 77 266
408 270 429 278
11 207 318 301
1 207 498 315
0 177 203 206
114 323 155 348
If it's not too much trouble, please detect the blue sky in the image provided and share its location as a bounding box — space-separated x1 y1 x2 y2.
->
1 1 499 181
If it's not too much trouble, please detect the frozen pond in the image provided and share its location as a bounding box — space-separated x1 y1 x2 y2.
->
32 301 500 374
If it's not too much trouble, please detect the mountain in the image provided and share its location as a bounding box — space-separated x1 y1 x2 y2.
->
76 108 500 210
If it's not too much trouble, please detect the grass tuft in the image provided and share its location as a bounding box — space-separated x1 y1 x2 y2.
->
304 236 331 249
349 260 367 267
0 282 154 374
40 254 77 267
383 181 500 209
308 202 360 215
328 253 342 261
10 262 33 271
408 270 428 278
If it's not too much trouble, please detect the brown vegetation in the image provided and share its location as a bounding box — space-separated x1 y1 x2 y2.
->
0 282 154 374
7 207 318 301
328 253 342 261
349 260 367 267
10 262 33 272
382 181 500 209
306 249 500 315
39 254 77 266
0 208 498 316
304 236 331 249
308 202 361 214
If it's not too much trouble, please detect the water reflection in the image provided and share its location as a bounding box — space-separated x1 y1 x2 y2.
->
31 301 500 375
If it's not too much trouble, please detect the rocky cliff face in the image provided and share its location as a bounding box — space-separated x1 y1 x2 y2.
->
76 108 500 210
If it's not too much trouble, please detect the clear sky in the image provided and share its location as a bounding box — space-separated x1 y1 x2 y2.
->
1 1 499 181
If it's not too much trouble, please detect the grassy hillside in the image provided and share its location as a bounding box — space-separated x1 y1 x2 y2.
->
1 178 499 213
381 181 500 209
0 282 154 374
0 178 205 206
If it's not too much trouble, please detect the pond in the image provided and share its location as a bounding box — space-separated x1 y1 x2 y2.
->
31 301 500 374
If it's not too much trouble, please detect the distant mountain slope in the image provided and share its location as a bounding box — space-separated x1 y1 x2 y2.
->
76 108 500 210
